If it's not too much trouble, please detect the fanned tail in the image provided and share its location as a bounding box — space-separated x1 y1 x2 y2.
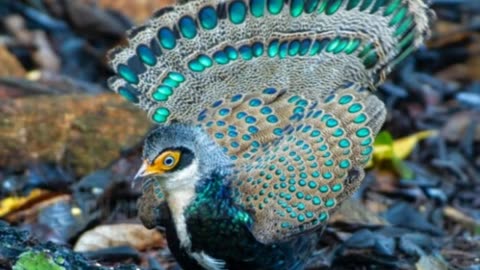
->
108 0 432 124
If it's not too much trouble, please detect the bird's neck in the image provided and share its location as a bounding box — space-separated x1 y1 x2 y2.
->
160 159 203 250
163 173 234 270
165 181 197 249
162 171 233 248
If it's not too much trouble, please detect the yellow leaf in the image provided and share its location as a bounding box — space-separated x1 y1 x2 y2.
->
0 189 50 217
367 130 438 168
393 130 438 159
370 144 394 160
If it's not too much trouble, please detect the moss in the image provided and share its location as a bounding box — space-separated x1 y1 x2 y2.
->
0 94 151 176
13 251 65 270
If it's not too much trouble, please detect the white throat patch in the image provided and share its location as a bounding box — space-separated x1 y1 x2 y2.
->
161 160 226 270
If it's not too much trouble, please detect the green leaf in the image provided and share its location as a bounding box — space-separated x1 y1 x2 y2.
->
368 130 437 179
374 130 394 146
13 251 65 270
392 156 414 180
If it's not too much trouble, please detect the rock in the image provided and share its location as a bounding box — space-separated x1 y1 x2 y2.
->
384 203 444 236
0 221 140 270
0 94 151 176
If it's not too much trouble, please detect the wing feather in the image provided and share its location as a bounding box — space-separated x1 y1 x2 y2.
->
196 84 385 244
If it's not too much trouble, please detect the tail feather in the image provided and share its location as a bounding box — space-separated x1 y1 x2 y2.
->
108 0 432 124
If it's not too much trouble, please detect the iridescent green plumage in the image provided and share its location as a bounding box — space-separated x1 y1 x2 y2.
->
108 0 432 268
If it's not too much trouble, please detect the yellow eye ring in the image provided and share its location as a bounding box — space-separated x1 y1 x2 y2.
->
151 150 181 172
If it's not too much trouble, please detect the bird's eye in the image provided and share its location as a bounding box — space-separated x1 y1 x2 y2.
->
150 150 181 173
163 155 175 166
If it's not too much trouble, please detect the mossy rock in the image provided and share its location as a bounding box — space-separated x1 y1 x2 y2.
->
0 94 152 176
1 221 140 270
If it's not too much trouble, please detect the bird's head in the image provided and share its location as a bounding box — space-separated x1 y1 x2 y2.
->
134 123 232 191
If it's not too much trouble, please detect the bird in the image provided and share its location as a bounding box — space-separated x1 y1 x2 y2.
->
107 0 432 269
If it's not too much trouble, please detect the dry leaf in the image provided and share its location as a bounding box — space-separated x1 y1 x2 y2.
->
0 189 54 218
443 206 480 235
74 224 166 252
427 21 470 49
367 130 437 179
416 254 450 270
3 194 71 224
330 199 388 226
375 130 437 161
100 0 175 23
441 111 480 142
0 46 26 78
368 130 437 169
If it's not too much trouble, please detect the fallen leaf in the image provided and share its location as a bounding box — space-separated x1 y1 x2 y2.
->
427 21 470 49
370 131 395 162
370 170 398 193
0 189 54 218
330 199 388 226
74 224 166 252
441 111 480 142
3 194 71 224
100 0 175 23
367 130 438 178
416 254 450 270
443 206 480 235
0 46 26 78
373 130 437 161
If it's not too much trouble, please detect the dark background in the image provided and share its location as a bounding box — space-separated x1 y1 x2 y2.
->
0 0 479 269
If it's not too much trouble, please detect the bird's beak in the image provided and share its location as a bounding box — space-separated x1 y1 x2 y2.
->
133 161 165 188
133 162 156 189
134 162 150 181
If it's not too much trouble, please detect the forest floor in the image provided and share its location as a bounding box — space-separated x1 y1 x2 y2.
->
0 1 479 270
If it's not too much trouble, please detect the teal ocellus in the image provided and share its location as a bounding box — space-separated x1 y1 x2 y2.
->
108 0 432 269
